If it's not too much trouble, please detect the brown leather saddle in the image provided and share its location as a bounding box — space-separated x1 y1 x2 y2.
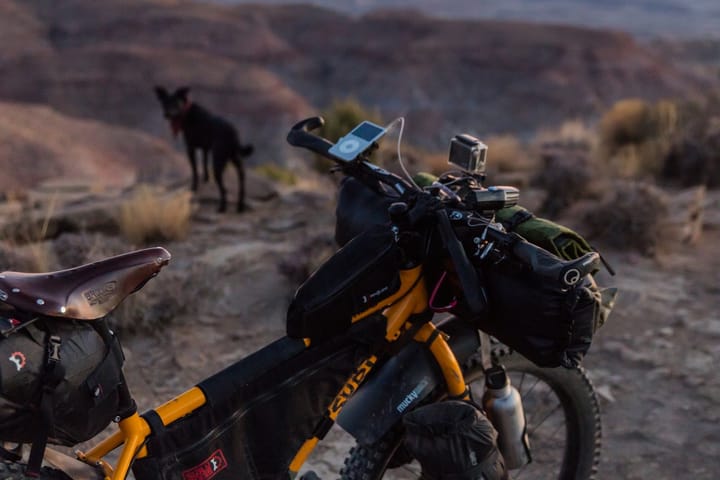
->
0 247 171 321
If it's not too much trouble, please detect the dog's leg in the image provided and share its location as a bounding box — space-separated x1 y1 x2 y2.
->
235 156 245 212
187 146 199 192
202 149 210 183
212 154 228 213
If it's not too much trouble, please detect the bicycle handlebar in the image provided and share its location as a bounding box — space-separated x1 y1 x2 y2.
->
286 116 596 316
511 239 600 286
287 116 335 158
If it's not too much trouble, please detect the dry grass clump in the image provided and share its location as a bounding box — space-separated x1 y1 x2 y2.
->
484 134 534 173
600 99 677 178
0 193 59 272
582 181 669 256
118 185 192 245
253 163 297 186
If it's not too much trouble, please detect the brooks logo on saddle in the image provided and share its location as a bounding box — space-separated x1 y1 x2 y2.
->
84 281 118 306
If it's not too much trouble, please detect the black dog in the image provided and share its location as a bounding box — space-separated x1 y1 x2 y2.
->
154 86 253 212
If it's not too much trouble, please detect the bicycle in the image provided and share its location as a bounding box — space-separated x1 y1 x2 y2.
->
0 116 609 479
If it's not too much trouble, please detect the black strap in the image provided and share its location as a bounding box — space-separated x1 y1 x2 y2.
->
311 416 335 440
502 209 534 232
0 444 23 462
141 410 166 437
26 335 65 477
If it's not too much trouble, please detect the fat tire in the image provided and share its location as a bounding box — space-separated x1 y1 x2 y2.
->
0 462 71 480
340 351 601 480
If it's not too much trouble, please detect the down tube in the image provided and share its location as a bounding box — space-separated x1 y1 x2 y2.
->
336 318 480 445
288 268 429 475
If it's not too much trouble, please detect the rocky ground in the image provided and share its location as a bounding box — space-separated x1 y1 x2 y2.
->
586 228 720 479
2 176 719 478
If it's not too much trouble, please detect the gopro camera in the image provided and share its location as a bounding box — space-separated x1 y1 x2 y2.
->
449 134 487 174
329 120 387 162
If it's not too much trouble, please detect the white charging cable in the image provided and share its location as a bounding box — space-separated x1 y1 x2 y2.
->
384 116 421 191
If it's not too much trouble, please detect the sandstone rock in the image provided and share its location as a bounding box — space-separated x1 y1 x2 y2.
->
246 170 279 201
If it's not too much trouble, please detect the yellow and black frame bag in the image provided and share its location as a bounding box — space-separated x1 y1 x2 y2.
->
132 325 375 480
287 225 402 341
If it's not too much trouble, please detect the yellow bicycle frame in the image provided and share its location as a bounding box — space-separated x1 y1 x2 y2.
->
77 265 469 480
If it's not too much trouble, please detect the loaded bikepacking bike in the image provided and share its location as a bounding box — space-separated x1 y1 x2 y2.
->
0 116 611 480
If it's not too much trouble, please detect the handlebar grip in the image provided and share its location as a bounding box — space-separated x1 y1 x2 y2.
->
290 116 325 133
436 210 487 314
510 236 600 287
286 116 335 157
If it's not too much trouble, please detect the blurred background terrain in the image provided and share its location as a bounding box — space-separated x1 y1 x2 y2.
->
0 0 719 478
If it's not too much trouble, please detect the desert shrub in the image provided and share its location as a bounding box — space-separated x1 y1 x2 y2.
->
533 144 596 217
663 137 720 187
484 134 532 173
315 99 383 172
536 120 598 152
253 163 297 186
277 234 336 285
0 242 34 271
52 232 129 269
106 266 187 335
600 99 677 178
375 142 440 179
582 181 669 256
118 185 192 245
418 150 452 177
661 96 720 187
600 99 656 148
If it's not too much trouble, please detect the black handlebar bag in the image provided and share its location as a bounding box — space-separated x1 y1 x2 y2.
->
473 257 614 368
335 177 395 247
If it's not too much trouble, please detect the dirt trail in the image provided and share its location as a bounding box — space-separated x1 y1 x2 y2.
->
586 229 720 479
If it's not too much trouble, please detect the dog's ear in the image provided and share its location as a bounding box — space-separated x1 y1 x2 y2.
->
154 85 169 102
175 86 191 102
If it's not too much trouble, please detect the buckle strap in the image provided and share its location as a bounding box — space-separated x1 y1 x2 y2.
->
503 209 534 231
26 334 65 477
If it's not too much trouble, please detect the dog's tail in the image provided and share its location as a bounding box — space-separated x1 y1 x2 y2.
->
238 143 254 157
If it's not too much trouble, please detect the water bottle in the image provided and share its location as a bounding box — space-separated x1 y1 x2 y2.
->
481 365 531 469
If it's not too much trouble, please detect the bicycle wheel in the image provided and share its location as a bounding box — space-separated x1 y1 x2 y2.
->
339 351 601 480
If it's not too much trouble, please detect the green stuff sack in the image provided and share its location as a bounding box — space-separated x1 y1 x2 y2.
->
496 205 594 261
